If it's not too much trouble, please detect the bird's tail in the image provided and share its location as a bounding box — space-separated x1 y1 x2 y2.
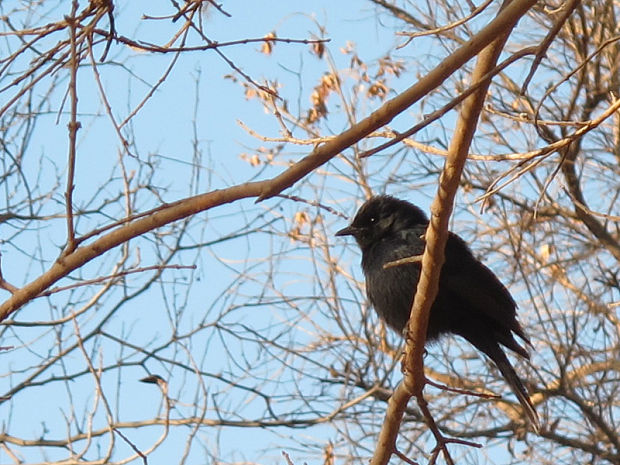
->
492 348 540 433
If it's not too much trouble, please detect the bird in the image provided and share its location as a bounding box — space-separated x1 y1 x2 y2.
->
335 195 540 432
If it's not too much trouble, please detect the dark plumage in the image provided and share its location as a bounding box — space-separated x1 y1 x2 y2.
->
336 195 539 431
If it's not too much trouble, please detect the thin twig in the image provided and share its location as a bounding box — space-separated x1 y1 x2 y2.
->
383 254 424 269
520 0 581 94
425 377 501 399
63 1 81 256
38 264 196 298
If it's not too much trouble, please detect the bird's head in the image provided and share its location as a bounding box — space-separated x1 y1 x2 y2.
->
335 195 428 250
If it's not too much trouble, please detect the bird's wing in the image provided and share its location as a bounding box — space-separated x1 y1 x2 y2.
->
442 232 517 311
439 233 531 348
392 230 517 318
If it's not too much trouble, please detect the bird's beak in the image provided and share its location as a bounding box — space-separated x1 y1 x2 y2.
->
335 225 356 237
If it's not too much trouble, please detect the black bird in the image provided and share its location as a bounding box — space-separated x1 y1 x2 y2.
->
336 195 539 431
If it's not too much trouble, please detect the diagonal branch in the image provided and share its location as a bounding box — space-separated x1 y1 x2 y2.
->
0 0 540 323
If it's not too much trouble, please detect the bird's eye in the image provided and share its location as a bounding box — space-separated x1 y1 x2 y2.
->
369 217 376 223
